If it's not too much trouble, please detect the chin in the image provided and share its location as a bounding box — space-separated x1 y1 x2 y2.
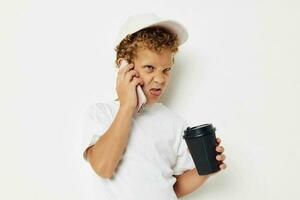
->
146 96 161 105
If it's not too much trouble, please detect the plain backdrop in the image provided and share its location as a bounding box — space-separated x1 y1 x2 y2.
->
1 0 299 199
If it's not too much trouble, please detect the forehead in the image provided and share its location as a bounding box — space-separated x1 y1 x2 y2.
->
134 48 174 67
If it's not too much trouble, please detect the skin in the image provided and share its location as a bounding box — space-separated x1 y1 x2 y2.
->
117 47 174 106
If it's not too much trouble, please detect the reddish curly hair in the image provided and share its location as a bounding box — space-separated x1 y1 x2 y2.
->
114 26 180 68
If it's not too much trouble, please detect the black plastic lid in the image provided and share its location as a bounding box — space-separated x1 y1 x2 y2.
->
183 123 216 139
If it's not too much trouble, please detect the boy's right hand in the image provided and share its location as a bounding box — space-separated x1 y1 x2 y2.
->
116 62 144 113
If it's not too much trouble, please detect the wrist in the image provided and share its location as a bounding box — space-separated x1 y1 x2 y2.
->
119 105 135 116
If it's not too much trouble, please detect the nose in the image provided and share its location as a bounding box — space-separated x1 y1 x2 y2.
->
153 73 165 85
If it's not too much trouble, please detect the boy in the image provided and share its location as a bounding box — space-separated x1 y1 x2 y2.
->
81 13 226 199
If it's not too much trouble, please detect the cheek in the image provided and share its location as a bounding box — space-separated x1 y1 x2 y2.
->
139 73 150 83
165 75 171 81
144 75 171 83
164 75 171 83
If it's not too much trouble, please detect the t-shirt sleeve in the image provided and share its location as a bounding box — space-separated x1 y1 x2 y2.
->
81 103 112 162
172 120 196 176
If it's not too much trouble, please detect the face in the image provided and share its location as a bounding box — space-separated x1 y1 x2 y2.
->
132 48 174 105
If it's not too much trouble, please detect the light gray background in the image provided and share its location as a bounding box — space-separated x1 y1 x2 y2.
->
1 0 299 199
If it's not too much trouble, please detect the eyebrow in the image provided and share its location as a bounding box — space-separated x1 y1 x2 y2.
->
143 64 174 69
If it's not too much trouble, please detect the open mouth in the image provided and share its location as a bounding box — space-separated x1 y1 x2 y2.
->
149 88 162 96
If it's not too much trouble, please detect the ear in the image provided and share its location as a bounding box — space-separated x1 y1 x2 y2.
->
117 58 123 67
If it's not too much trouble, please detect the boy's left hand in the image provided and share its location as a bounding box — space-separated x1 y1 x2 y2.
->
215 137 227 171
203 137 227 177
188 137 227 175
205 137 227 176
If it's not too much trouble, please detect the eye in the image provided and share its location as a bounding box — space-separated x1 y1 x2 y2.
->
144 65 154 70
164 68 172 72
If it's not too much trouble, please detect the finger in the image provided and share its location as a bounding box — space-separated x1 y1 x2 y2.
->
220 163 227 170
125 70 139 82
131 77 144 87
222 154 226 160
123 65 135 78
216 146 224 152
125 63 135 73
216 154 226 161
119 64 135 79
118 62 133 73
216 137 221 144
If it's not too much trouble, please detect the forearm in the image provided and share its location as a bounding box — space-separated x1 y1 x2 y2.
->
173 168 210 198
87 105 134 178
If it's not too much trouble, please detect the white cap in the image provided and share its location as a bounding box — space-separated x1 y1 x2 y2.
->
114 13 188 47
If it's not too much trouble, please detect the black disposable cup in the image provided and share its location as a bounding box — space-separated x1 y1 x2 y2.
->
183 123 221 175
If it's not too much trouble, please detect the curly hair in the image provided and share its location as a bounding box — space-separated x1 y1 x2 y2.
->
114 26 180 68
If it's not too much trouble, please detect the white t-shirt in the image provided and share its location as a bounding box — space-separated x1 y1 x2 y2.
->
81 100 195 200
